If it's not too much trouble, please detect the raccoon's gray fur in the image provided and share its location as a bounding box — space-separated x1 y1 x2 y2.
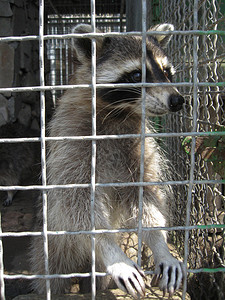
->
30 24 184 298
0 123 39 206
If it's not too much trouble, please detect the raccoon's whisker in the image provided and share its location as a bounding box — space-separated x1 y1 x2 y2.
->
97 98 136 117
98 97 140 115
173 63 182 70
99 88 141 99
102 94 166 122
121 110 135 124
101 105 125 123
101 99 139 123
173 62 186 73
112 103 138 124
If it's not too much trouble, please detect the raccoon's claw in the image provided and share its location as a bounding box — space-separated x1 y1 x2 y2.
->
3 191 14 206
108 261 146 298
151 259 184 297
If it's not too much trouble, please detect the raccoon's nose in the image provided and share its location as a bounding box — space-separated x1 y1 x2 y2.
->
168 95 184 112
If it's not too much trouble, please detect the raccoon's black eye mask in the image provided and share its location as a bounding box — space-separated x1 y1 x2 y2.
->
116 70 142 84
129 69 173 83
129 67 173 84
97 70 142 104
98 65 173 105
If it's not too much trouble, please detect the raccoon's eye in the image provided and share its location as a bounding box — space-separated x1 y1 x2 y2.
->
130 71 142 83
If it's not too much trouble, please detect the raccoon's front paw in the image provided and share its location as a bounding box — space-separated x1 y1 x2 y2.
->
3 191 14 206
108 261 146 298
3 197 13 206
151 257 184 297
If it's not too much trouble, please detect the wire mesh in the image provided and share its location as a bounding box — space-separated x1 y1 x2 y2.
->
159 0 225 299
0 0 224 300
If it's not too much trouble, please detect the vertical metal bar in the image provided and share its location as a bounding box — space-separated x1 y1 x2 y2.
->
182 1 199 299
39 1 51 299
50 25 56 106
0 214 5 300
90 0 97 299
59 39 63 90
120 0 125 32
182 0 188 132
65 35 69 85
137 0 147 268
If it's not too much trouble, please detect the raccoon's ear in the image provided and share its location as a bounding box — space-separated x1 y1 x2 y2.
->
148 24 174 47
72 24 104 61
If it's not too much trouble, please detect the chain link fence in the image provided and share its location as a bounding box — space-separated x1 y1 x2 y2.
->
159 1 225 299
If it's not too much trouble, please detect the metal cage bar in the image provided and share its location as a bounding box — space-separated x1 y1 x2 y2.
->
137 0 147 268
0 0 224 299
90 0 97 298
0 214 5 299
39 0 51 298
182 1 199 298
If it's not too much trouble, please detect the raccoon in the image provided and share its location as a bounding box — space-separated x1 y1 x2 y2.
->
30 24 184 298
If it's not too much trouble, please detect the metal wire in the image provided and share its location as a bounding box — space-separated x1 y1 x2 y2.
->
182 1 199 298
39 0 51 299
0 81 224 95
137 0 147 268
159 0 225 299
0 1 224 299
1 179 225 193
0 29 224 43
1 129 225 146
0 214 5 300
90 0 97 298
2 266 225 281
1 224 224 238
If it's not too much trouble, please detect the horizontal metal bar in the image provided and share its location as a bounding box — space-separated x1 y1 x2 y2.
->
0 178 224 192
3 272 102 280
1 224 224 238
0 81 224 93
3 267 225 281
0 30 224 42
0 130 225 144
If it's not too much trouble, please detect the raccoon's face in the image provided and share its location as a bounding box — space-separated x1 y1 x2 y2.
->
73 24 184 116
